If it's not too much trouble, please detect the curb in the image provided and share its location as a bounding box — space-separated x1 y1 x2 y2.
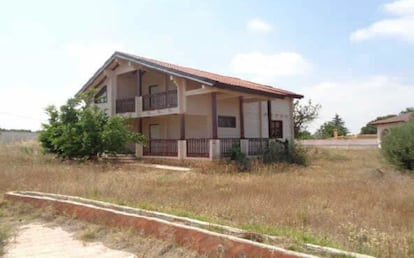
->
4 191 317 258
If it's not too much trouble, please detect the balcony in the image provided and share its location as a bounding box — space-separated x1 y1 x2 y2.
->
143 90 178 111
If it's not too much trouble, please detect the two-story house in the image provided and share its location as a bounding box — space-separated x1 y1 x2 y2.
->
77 51 303 160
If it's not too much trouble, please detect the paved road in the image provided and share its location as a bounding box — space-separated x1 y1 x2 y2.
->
4 223 135 258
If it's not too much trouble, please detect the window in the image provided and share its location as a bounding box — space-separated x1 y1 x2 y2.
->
94 86 107 104
270 120 283 138
218 116 236 128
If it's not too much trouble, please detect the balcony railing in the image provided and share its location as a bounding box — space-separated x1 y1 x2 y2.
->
143 139 178 156
143 90 178 111
116 98 135 113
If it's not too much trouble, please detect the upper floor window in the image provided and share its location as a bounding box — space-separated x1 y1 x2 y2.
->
270 120 283 138
94 86 107 104
218 116 236 128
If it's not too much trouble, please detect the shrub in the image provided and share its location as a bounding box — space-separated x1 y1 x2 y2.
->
226 143 251 172
381 122 414 171
39 94 146 160
262 140 307 166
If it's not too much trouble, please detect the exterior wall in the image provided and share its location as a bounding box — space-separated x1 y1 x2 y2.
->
94 77 112 116
217 97 240 138
117 72 136 99
186 94 211 116
243 102 265 138
270 98 294 141
186 115 211 138
142 115 180 139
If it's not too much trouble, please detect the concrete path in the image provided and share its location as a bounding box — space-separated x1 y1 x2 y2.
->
4 223 136 258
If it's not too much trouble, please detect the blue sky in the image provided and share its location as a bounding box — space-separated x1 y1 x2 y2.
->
1 0 413 133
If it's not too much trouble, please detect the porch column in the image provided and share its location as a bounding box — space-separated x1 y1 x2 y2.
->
136 117 144 158
211 92 218 139
180 113 185 140
137 70 142 97
267 100 272 138
239 96 245 139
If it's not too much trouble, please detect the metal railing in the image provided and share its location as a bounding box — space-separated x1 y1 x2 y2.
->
142 90 178 111
143 139 178 156
220 138 240 157
116 98 135 113
247 138 269 156
187 138 209 158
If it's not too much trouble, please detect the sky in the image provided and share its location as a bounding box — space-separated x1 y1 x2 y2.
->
0 0 413 133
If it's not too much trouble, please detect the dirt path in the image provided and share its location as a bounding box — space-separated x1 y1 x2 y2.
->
4 223 135 258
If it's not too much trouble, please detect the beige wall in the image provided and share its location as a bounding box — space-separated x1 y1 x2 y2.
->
270 98 294 141
142 115 180 139
186 115 211 138
117 72 136 99
217 97 240 138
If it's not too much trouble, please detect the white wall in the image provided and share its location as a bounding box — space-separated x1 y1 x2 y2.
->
117 72 136 99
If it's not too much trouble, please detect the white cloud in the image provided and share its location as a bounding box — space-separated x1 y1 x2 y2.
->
247 18 272 33
350 0 414 42
302 75 414 134
230 51 311 84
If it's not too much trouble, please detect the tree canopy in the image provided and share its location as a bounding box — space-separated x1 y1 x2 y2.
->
39 94 145 159
293 99 321 139
315 114 349 139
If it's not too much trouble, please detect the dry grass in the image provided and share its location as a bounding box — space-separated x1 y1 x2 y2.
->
1 141 414 257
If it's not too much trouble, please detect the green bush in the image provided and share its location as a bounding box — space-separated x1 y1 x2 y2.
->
262 141 307 166
226 143 251 172
39 94 145 160
381 122 414 171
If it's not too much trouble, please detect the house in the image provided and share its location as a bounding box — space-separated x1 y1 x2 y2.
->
77 51 303 160
370 112 413 147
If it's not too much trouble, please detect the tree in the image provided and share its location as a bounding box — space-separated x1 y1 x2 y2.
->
315 114 349 139
39 94 146 159
381 121 414 171
400 107 414 115
293 99 321 139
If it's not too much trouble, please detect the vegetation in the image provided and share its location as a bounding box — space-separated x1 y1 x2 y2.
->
293 99 321 139
262 141 307 166
39 94 145 159
1 140 414 256
381 121 414 171
315 114 349 139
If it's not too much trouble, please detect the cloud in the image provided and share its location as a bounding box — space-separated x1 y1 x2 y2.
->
247 18 272 33
350 0 414 42
302 75 414 134
230 51 311 84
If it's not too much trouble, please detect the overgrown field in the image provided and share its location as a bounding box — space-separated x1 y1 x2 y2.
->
1 140 414 257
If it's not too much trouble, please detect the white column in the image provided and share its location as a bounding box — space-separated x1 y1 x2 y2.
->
177 140 187 160
209 139 221 160
240 139 249 155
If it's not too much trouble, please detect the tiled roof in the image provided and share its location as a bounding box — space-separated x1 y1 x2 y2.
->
370 112 413 125
79 51 303 99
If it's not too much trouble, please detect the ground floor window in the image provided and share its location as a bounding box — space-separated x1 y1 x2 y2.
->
270 120 283 138
218 116 236 128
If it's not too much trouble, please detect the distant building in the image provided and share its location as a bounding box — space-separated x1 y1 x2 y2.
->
370 112 413 147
